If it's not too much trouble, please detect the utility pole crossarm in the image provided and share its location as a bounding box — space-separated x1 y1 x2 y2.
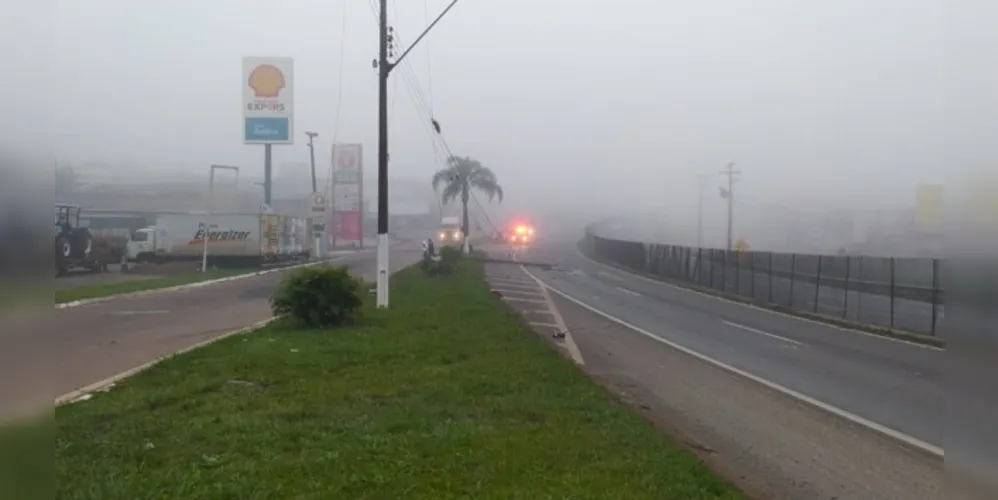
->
388 0 460 73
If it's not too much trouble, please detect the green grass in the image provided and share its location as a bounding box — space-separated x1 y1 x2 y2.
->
54 268 257 303
55 261 742 499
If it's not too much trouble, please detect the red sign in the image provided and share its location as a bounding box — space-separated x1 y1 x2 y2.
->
337 212 362 243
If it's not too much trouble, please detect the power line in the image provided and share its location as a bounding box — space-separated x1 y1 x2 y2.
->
373 0 463 305
329 0 349 190
365 0 496 235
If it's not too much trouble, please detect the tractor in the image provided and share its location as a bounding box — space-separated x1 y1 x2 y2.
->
55 204 106 276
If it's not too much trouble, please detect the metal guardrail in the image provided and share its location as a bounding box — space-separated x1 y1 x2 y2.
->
583 230 944 337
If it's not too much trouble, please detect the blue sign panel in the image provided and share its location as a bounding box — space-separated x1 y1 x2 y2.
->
244 117 290 143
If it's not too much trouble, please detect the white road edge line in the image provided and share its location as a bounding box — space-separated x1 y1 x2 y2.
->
529 271 943 458
55 317 279 406
520 266 584 366
576 248 944 352
55 255 354 310
615 286 641 297
722 320 805 346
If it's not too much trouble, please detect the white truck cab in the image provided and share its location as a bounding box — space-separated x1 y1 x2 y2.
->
438 216 462 243
127 226 157 262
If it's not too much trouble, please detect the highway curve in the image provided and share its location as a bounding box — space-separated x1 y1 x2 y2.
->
529 238 942 449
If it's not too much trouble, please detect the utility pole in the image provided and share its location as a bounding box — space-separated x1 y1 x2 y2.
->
305 131 318 193
719 162 740 250
375 0 460 308
696 174 707 248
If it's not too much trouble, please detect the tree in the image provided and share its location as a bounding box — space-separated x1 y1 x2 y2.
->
431 156 503 245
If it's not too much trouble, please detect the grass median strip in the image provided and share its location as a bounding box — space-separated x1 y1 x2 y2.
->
56 261 742 499
54 268 257 304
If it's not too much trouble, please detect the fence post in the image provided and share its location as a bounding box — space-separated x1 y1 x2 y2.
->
889 257 896 329
709 250 715 288
696 247 703 284
750 252 756 300
736 249 742 296
813 255 823 313
789 253 797 307
722 250 728 291
931 258 940 336
857 256 864 321
843 255 851 319
685 248 692 281
768 252 773 303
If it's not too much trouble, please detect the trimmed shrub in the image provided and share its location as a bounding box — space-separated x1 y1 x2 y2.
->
420 245 463 276
270 265 363 328
439 245 463 265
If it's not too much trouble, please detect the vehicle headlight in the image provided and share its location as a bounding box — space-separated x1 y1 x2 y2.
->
439 232 446 239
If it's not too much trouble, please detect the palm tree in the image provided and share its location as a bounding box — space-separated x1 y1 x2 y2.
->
431 156 503 243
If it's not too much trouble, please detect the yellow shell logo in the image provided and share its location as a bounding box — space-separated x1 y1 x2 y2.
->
248 64 285 98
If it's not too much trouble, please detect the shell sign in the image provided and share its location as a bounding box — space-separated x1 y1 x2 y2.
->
242 56 294 144
248 64 285 98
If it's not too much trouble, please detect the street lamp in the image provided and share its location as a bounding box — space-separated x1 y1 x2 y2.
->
305 132 319 193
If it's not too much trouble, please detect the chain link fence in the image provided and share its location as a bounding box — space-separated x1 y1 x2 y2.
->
583 229 944 337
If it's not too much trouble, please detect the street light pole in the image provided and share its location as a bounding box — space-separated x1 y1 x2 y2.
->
306 131 319 193
376 0 460 308
719 162 740 250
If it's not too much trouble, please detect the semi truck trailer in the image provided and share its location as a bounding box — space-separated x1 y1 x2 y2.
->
127 213 310 266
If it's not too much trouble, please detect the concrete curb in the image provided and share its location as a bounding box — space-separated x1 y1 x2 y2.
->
55 317 279 406
55 252 363 310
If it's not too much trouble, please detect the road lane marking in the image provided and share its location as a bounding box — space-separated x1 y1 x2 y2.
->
493 289 544 297
502 297 547 304
615 286 642 297
487 276 537 285
529 321 560 328
722 320 804 346
525 268 943 458
574 248 944 352
485 280 539 290
521 266 584 366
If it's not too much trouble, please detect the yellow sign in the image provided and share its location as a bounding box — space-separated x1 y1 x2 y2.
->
733 238 750 252
248 64 286 98
914 184 944 232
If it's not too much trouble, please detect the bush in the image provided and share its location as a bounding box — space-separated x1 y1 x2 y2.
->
439 245 463 264
270 265 364 328
420 245 463 276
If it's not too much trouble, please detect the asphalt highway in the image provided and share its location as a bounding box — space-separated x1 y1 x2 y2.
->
0 242 424 418
522 239 943 452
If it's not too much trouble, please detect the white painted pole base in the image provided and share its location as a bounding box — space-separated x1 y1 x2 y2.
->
376 232 391 308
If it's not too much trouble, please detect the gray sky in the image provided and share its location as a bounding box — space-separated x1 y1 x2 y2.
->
16 0 992 234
